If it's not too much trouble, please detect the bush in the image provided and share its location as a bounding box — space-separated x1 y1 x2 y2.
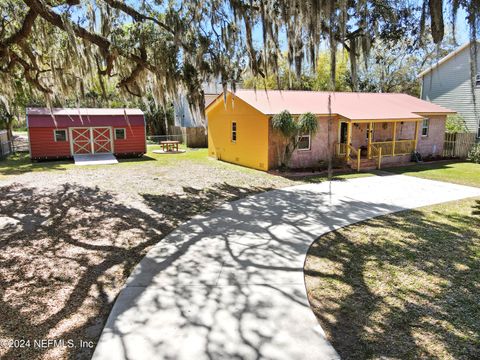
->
467 143 480 163
445 114 467 133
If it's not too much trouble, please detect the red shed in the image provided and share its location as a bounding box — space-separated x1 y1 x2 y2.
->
27 108 146 160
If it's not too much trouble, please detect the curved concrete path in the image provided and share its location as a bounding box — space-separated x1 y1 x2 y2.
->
93 174 480 360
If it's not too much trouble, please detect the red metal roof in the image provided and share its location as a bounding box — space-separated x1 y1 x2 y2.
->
27 108 145 128
220 90 455 120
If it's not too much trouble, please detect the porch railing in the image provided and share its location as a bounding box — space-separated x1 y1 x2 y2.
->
370 144 382 169
370 139 415 157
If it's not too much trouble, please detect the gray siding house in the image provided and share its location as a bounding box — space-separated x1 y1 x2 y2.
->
174 81 221 127
419 41 480 138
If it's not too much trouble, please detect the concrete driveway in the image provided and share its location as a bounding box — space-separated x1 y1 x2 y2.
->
93 174 480 360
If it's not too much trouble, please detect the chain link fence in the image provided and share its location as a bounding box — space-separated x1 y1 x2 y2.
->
0 131 30 159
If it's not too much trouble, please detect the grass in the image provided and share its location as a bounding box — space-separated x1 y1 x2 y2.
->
384 161 480 187
305 197 480 359
0 145 369 183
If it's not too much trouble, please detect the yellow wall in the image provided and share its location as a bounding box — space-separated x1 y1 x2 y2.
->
207 92 269 171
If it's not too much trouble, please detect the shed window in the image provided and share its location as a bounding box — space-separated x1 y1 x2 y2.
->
297 134 311 150
231 122 237 143
54 129 67 142
421 118 429 137
476 74 480 88
115 128 126 140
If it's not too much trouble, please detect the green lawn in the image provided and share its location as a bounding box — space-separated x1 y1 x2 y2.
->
384 161 480 187
305 197 480 359
305 160 480 359
0 145 373 183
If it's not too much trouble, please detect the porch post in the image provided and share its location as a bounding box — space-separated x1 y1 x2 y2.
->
392 121 397 156
414 120 420 151
367 122 373 159
346 121 352 159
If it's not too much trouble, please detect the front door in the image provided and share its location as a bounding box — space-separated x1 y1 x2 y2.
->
70 127 113 155
338 122 348 155
339 122 348 144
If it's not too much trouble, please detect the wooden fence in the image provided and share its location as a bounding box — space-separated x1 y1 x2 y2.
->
168 126 208 148
443 132 477 158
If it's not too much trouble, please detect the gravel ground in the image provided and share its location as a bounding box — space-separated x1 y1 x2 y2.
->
0 153 298 360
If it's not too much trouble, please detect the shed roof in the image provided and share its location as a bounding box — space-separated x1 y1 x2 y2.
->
211 90 454 121
27 108 144 116
27 108 145 128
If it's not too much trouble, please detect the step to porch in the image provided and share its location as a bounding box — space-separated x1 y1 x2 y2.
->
347 158 378 170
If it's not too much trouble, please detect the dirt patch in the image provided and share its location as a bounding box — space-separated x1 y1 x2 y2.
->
0 159 297 360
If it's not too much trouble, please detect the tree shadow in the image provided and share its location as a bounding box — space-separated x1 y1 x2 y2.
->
0 181 272 360
0 153 70 176
305 199 480 359
92 182 413 359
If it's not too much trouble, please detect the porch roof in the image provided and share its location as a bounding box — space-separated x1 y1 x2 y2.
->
221 90 455 121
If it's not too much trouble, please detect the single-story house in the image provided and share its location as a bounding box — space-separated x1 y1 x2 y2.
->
206 90 455 171
27 108 146 160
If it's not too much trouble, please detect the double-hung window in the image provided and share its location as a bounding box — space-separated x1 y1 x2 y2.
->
476 73 480 88
421 118 429 137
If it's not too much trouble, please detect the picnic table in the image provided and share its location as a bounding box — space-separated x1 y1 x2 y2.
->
160 140 179 152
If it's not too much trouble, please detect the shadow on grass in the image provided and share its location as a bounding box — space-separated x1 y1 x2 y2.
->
116 155 157 164
0 181 272 360
0 153 71 176
305 200 480 359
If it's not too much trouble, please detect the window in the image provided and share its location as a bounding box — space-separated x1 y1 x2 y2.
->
421 118 429 137
476 74 480 88
297 134 311 150
231 122 237 143
54 129 67 142
115 128 126 140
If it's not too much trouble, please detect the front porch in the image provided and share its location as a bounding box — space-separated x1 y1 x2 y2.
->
335 119 422 171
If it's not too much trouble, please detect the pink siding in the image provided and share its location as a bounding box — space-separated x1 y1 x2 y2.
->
267 114 447 169
269 116 340 169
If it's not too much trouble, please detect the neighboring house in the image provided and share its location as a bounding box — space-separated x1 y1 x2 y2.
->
418 41 480 137
174 81 221 127
206 90 454 171
27 108 146 160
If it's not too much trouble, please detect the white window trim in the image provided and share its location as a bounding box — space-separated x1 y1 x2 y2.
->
297 134 311 151
54 129 68 142
114 128 126 140
231 121 237 143
421 118 429 137
476 73 480 88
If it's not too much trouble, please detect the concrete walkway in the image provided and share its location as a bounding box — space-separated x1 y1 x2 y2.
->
93 174 480 360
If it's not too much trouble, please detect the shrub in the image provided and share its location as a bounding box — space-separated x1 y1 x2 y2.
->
467 143 480 163
445 114 467 133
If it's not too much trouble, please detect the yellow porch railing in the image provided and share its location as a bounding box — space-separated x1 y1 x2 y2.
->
370 139 416 157
394 140 416 155
370 144 382 169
